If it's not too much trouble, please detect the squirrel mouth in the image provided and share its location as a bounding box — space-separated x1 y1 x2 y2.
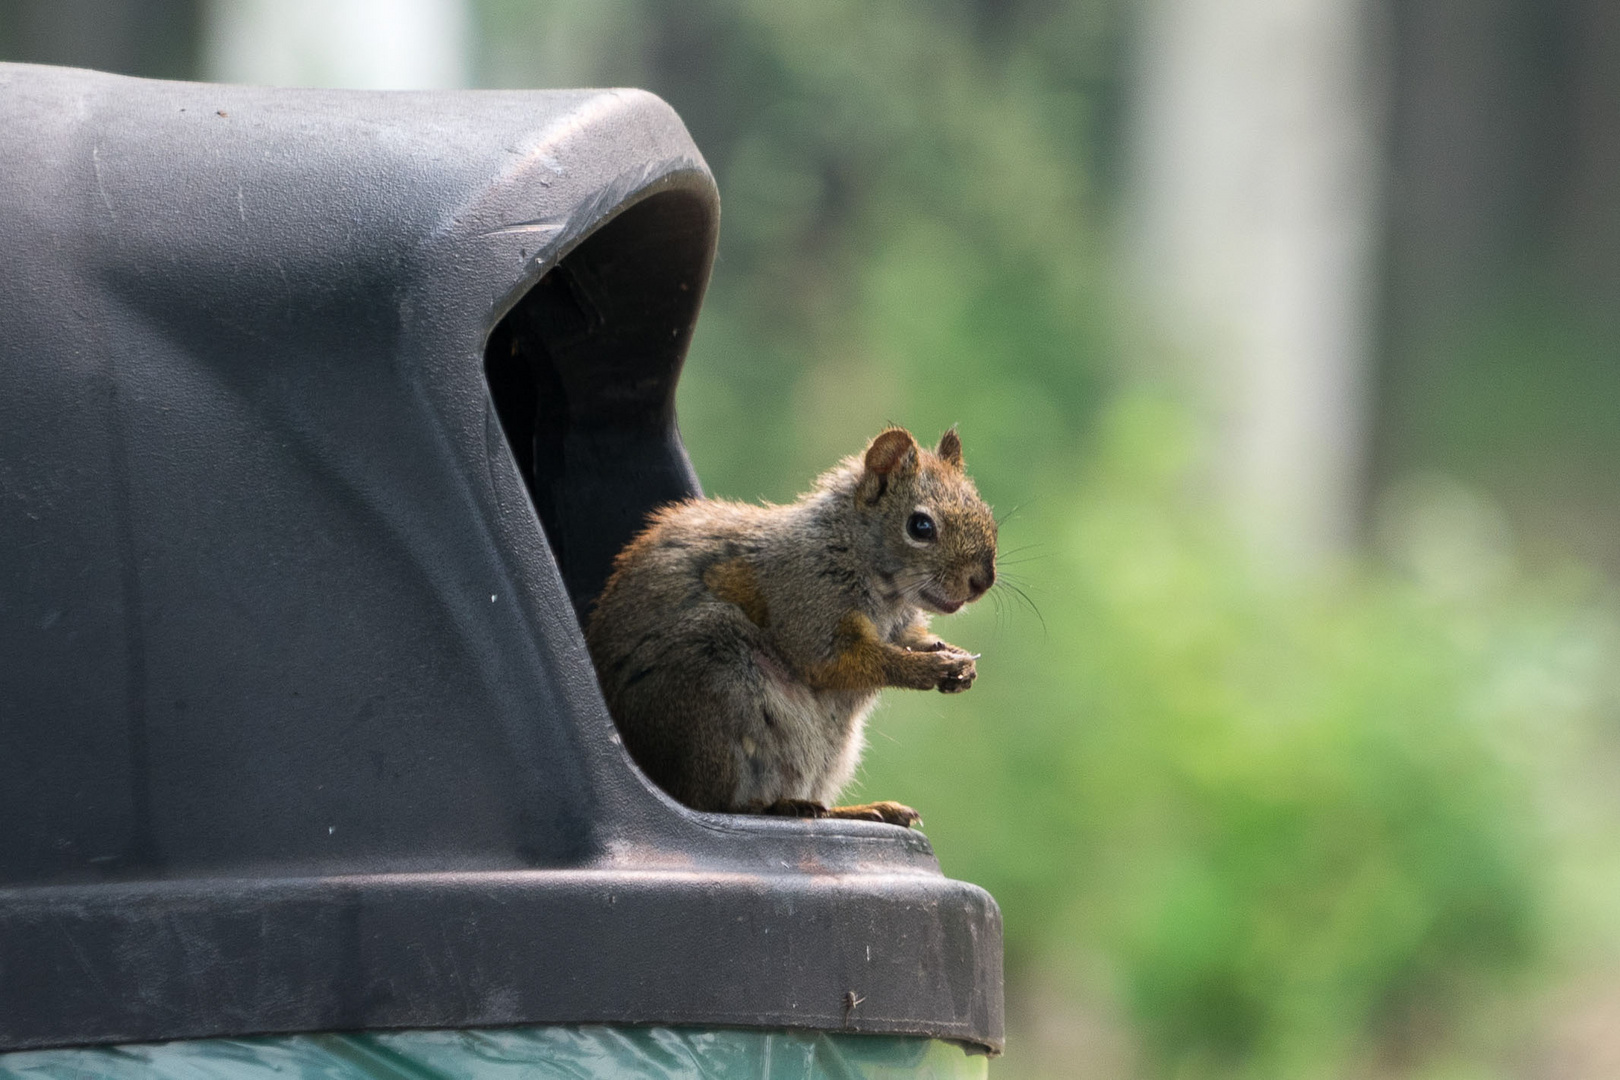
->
920 591 965 615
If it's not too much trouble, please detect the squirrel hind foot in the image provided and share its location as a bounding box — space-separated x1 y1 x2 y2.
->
823 801 921 828
741 799 921 828
751 798 828 818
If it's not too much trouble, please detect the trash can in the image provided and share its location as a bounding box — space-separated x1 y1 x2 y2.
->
0 62 1003 1077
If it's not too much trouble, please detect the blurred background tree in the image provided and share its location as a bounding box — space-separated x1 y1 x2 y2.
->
6 1 1620 1076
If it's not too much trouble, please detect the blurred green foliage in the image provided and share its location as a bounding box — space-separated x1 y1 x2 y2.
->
474 2 1620 1075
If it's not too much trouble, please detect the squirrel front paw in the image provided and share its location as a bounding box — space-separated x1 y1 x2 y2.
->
926 648 976 693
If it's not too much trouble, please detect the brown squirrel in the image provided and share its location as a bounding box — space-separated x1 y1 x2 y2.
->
586 427 996 827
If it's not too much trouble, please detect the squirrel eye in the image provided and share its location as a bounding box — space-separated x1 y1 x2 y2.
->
906 511 937 543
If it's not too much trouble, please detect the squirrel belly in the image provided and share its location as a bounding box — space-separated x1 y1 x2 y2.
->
584 427 996 824
742 646 877 807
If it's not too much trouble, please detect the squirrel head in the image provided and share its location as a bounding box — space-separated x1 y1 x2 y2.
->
852 427 997 615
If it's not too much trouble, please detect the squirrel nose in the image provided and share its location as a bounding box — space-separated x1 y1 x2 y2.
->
968 560 995 599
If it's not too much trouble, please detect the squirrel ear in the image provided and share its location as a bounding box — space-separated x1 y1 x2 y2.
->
864 428 919 477
936 427 963 468
858 428 918 504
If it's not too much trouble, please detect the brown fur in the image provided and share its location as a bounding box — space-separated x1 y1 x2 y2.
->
585 427 996 827
702 558 771 628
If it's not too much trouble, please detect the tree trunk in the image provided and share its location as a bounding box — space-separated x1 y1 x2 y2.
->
1128 0 1381 569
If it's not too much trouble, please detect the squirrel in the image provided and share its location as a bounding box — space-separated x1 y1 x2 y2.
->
585 426 996 827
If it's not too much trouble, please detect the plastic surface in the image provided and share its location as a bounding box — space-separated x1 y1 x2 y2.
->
0 62 1002 1053
0 1027 988 1080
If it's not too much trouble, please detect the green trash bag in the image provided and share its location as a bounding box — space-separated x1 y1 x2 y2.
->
0 1026 989 1079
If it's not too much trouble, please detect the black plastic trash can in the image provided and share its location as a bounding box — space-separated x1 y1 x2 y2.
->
0 62 1003 1077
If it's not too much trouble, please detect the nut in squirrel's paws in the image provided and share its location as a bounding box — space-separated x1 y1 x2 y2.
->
929 650 977 693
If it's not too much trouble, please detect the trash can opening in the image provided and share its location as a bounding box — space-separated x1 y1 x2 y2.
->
484 186 714 622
